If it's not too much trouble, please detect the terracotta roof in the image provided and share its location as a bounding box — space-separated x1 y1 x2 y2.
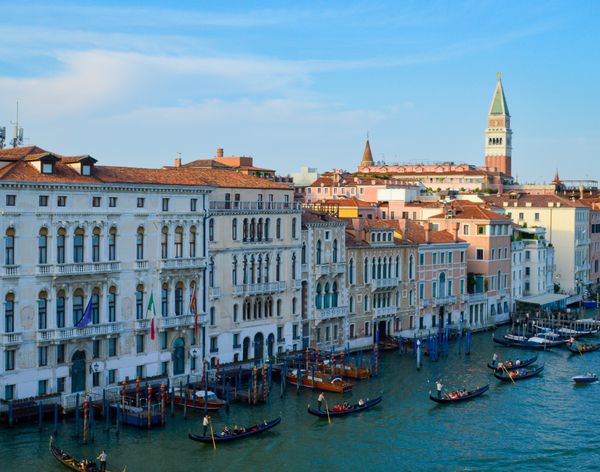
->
0 146 51 161
181 159 232 169
398 219 465 244
429 201 510 220
301 210 345 227
484 194 587 209
317 197 375 208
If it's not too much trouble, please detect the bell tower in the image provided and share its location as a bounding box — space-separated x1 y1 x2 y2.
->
485 72 512 177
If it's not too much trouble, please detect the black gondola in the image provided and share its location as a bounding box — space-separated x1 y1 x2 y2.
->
188 417 281 443
307 396 382 417
50 439 100 472
487 355 538 370
429 385 489 404
494 365 544 381
566 342 600 354
492 335 561 350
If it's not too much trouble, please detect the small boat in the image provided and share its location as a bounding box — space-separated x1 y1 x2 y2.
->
188 417 281 443
320 362 371 380
493 335 562 350
171 390 226 411
307 396 382 417
572 373 598 384
429 385 489 404
110 403 162 428
50 438 100 472
487 355 538 370
566 342 600 354
494 365 544 381
286 369 352 393
583 299 598 309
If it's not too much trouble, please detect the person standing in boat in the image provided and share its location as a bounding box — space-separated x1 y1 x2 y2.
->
492 353 498 367
436 381 442 399
97 450 107 472
202 414 210 436
317 392 325 411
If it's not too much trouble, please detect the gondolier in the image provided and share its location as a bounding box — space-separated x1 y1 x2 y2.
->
203 415 210 436
97 450 107 472
492 353 498 367
436 381 442 399
317 392 325 411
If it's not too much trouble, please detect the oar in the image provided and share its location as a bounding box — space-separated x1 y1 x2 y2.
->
324 398 331 424
209 417 217 450
502 364 516 385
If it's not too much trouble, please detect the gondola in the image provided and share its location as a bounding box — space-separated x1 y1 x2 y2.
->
487 355 537 370
429 385 489 404
493 335 561 350
188 417 281 443
566 342 600 354
50 438 100 472
572 373 598 384
494 365 544 381
307 396 382 417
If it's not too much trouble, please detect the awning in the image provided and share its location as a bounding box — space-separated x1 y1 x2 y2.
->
516 293 569 307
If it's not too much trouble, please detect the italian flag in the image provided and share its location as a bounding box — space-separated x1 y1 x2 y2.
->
147 292 156 340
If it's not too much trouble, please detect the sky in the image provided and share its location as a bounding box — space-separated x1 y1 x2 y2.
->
0 1 598 182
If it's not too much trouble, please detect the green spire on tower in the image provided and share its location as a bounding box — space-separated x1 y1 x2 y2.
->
489 71 510 116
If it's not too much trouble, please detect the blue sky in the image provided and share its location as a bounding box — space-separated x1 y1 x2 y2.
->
0 1 598 182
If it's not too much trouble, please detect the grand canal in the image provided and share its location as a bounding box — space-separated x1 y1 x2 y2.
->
2 330 600 471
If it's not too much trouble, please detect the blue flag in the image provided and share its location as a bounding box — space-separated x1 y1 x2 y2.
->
75 297 93 328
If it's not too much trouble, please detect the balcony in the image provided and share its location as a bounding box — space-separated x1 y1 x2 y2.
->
301 263 308 273
2 265 19 277
419 299 430 309
432 295 457 306
52 322 125 342
1 332 23 346
134 319 151 331
374 306 397 318
36 264 53 275
466 293 486 303
56 262 121 276
158 314 196 330
371 277 400 290
233 281 286 297
315 305 348 320
315 262 346 278
209 287 221 300
242 237 273 245
159 257 206 271
135 260 149 270
209 200 301 213
293 279 302 290
36 329 55 343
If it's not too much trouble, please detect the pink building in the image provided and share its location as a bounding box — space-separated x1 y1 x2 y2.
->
429 201 512 324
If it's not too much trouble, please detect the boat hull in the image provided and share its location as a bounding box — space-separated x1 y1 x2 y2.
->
429 385 489 404
307 396 382 417
566 342 600 354
188 417 281 443
487 355 538 370
494 365 544 381
286 372 352 393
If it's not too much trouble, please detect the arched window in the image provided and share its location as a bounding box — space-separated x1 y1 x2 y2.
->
243 219 248 241
38 228 48 264
332 282 338 307
4 228 15 266
349 296 354 313
92 227 100 262
292 297 297 314
174 226 183 258
395 256 400 278
209 257 215 287
175 282 184 316
136 284 144 320
349 258 355 285
439 273 446 298
409 289 414 306
73 288 84 326
232 219 238 241
316 240 322 264
161 226 169 259
257 218 263 240
161 283 169 316
276 218 281 239
136 227 144 260
250 218 256 240
497 270 502 290
275 254 281 282
372 258 377 280
277 299 282 317
208 219 215 242
324 283 331 308
56 290 65 328
265 218 270 240
365 321 370 337
315 283 322 309
189 226 197 257
364 257 369 282
38 291 48 330
409 255 415 280
57 227 66 264
92 288 100 324
291 253 297 280
108 286 117 322
232 256 238 285
292 218 297 239
4 293 15 333
301 242 306 264
73 227 84 263
333 239 338 263
108 226 117 261
364 295 369 312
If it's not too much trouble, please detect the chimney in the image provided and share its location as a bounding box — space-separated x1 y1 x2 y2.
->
217 148 224 158
424 222 431 244
453 222 459 241
174 152 182 168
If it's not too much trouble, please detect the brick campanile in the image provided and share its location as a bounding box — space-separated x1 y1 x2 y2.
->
485 72 512 177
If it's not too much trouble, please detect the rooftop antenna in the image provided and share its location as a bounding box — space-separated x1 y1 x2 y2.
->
0 124 5 149
10 101 24 148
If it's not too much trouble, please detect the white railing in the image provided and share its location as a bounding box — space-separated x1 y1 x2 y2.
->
135 319 151 331
293 279 302 290
1 332 23 345
135 260 149 270
37 264 53 275
374 306 397 317
419 299 431 308
36 329 54 342
2 265 19 277
54 322 124 341
315 262 345 278
209 287 221 300
315 306 348 319
158 314 194 330
371 277 400 290
242 237 273 244
210 201 301 211
159 257 206 270
466 293 486 303
433 295 457 306
56 262 121 275
233 281 286 296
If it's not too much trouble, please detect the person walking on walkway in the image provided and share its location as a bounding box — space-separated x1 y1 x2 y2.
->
203 414 210 436
317 392 325 411
97 450 107 472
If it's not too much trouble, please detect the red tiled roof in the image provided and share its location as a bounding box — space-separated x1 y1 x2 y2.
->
429 201 510 220
317 197 375 208
399 219 464 244
484 194 587 209
0 146 51 161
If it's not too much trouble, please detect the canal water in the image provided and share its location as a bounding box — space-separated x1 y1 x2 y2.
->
2 330 600 471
